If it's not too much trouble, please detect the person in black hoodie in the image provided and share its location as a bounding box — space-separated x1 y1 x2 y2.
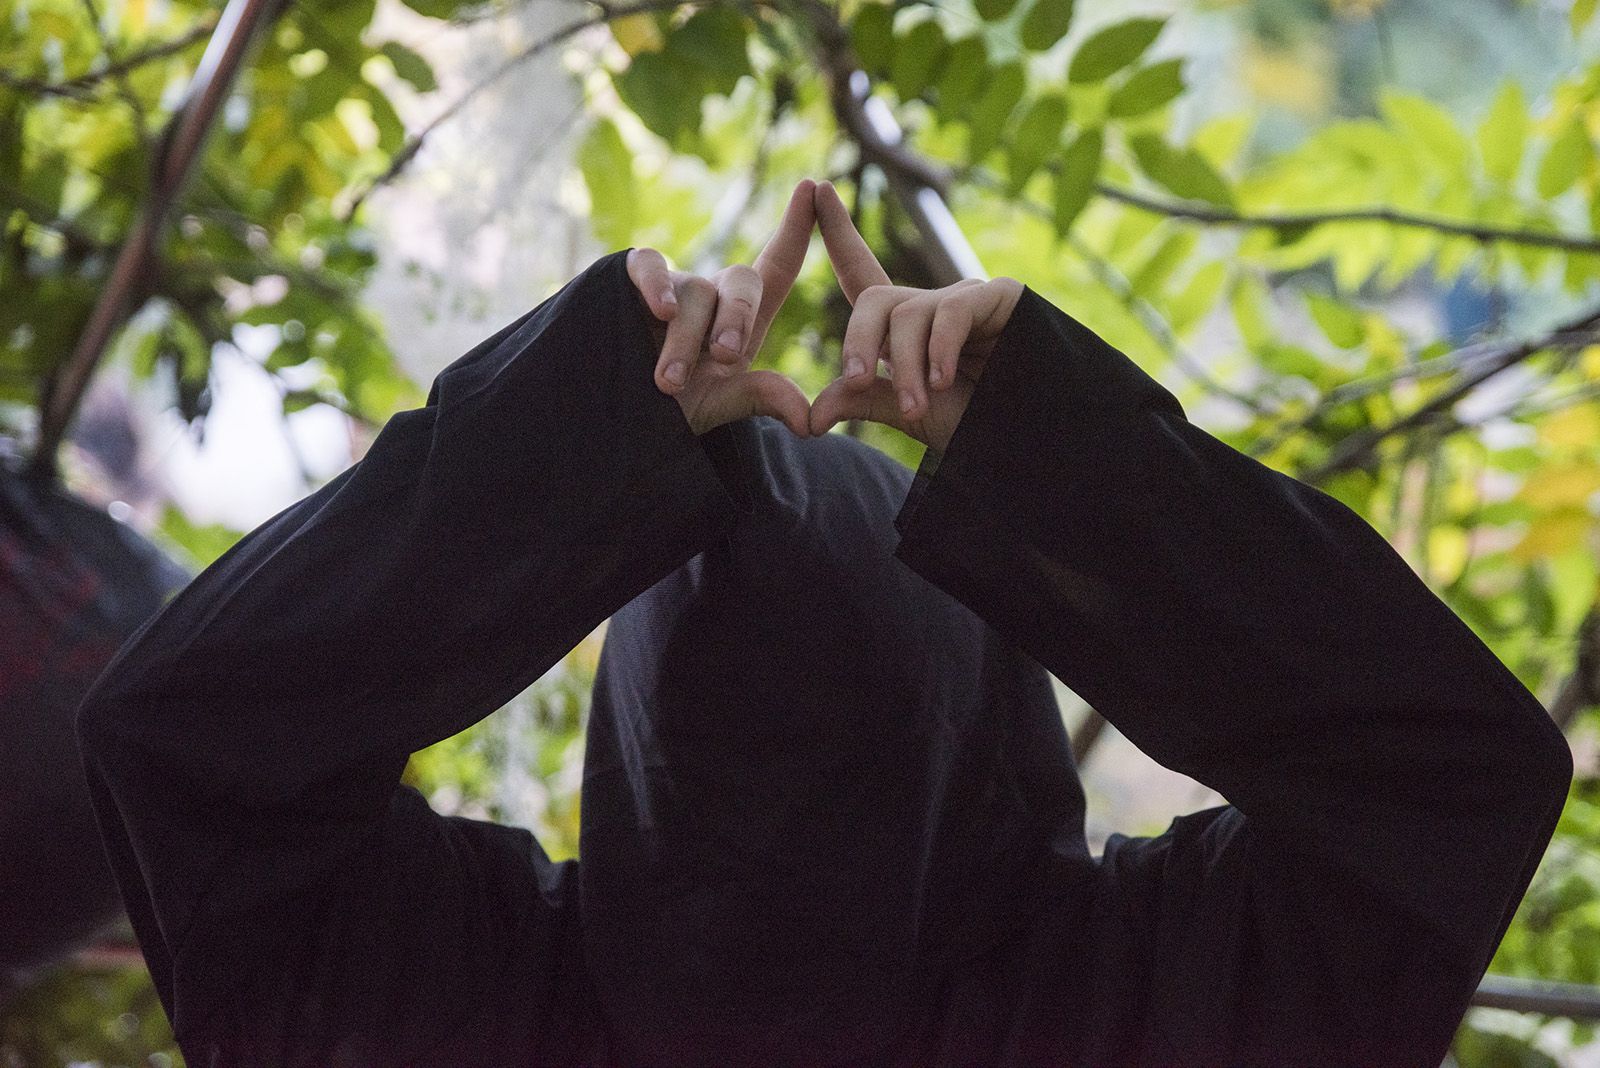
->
75 178 1571 1067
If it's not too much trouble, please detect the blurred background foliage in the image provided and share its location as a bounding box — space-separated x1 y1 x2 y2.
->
5 0 1600 1063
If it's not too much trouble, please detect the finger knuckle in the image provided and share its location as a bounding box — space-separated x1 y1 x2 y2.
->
888 300 921 324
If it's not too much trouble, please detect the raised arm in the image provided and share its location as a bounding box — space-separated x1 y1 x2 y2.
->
72 233 808 1065
808 182 1571 1065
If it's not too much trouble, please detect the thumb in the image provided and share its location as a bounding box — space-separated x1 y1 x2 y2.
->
699 370 813 438
808 375 903 438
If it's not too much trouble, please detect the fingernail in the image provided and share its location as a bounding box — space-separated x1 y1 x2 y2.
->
717 329 741 354
899 390 915 414
846 357 864 377
665 362 687 385
660 289 677 306
929 365 942 385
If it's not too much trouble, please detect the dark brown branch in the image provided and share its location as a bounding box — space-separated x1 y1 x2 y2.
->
29 0 288 478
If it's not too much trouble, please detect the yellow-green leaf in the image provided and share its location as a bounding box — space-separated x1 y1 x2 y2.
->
579 118 636 249
1574 0 1598 34
1520 463 1600 510
1305 291 1364 348
1536 117 1594 198
611 13 665 56
1477 81 1528 183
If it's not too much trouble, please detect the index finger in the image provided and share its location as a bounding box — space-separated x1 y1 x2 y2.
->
814 180 890 305
746 179 817 354
627 247 679 321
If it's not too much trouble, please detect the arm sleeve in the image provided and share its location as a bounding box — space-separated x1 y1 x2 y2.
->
889 287 1573 1066
75 249 738 1066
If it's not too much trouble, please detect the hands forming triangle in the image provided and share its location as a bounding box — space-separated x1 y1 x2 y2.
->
626 179 1024 453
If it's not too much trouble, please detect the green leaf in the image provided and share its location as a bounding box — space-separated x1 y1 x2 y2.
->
1259 342 1325 380
1380 91 1469 174
1130 230 1197 296
615 51 703 143
299 67 353 118
579 119 636 248
610 13 665 56
1128 134 1235 208
673 8 751 96
1018 0 1074 52
935 35 988 119
1305 291 1364 348
1053 127 1103 234
358 85 405 154
398 0 471 18
1005 94 1069 193
1229 275 1271 350
850 4 894 74
1167 260 1226 336
378 42 436 93
1107 58 1185 118
1478 81 1529 183
974 0 1020 20
1536 116 1594 198
891 19 947 100
966 60 1025 162
1068 17 1165 84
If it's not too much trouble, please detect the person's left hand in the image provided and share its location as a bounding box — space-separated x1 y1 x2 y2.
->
627 180 816 438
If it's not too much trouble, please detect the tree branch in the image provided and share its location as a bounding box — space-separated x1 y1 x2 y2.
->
0 18 217 99
1551 604 1600 732
1092 182 1600 257
1298 304 1600 485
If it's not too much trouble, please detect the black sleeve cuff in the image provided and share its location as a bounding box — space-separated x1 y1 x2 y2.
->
892 285 1186 547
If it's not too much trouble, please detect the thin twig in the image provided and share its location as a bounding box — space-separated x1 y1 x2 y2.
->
0 19 217 98
1299 304 1600 484
339 0 763 220
1063 233 1276 417
1092 182 1600 257
1244 327 1600 460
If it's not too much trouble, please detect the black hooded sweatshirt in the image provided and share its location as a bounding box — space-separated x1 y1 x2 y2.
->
75 249 1572 1067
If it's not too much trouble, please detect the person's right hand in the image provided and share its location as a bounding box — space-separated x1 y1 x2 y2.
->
627 180 816 438
806 180 1023 453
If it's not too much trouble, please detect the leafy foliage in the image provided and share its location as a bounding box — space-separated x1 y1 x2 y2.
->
0 0 424 448
7 0 1600 1063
